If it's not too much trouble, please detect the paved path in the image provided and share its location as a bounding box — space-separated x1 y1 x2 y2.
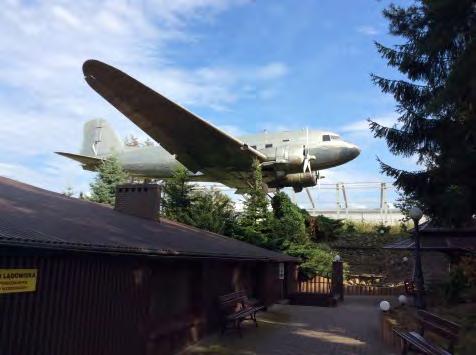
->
184 296 397 355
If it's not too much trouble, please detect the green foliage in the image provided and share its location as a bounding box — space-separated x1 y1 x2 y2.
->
444 267 469 304
161 166 195 223
188 190 236 236
237 159 273 240
373 223 391 236
286 243 338 279
162 167 236 234
309 215 344 242
370 0 476 227
269 192 308 249
62 186 74 197
89 156 129 205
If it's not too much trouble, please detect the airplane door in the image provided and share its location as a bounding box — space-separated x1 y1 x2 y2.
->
275 145 288 163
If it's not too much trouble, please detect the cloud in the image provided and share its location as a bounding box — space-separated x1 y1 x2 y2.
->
0 0 287 193
341 113 397 133
255 62 288 80
356 25 379 36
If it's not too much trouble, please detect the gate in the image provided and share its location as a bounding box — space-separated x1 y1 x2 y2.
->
298 275 331 294
289 261 343 307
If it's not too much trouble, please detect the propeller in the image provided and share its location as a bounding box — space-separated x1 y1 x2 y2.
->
303 127 316 174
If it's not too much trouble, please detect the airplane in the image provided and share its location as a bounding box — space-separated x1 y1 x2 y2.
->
57 60 360 194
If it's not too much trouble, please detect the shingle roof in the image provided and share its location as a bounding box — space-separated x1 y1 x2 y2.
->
0 176 297 262
383 233 476 253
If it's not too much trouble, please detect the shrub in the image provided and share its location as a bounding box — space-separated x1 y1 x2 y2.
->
444 267 469 304
310 215 344 241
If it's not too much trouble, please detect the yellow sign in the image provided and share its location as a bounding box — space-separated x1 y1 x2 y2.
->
0 269 37 294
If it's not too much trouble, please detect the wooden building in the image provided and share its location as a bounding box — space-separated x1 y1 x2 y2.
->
0 177 298 355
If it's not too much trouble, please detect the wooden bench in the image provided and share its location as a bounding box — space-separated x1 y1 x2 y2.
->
218 290 264 337
393 310 461 354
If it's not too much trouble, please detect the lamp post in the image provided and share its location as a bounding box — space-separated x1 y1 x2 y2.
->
409 206 426 309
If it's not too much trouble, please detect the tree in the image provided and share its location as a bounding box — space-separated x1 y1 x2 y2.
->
270 192 308 249
161 166 194 223
370 0 476 226
89 156 129 205
239 159 272 228
124 134 140 147
236 159 273 246
62 186 74 197
144 138 155 146
189 190 236 236
161 167 237 233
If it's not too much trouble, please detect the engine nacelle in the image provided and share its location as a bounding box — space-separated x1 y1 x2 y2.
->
266 145 304 166
267 172 318 189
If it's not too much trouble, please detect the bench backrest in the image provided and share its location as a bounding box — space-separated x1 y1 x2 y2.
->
417 310 461 350
219 291 249 314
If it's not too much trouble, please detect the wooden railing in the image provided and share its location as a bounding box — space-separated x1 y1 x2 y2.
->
344 284 405 296
298 275 331 294
298 275 406 296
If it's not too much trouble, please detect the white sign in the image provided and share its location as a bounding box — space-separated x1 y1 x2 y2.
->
278 263 284 280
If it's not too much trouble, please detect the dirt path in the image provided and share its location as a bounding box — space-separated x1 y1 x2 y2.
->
184 296 397 355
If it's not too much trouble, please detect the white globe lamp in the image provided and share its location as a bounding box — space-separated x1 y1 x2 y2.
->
409 207 423 222
334 255 341 262
379 300 391 312
398 295 408 305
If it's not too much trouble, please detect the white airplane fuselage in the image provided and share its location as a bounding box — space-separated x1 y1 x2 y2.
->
113 129 360 185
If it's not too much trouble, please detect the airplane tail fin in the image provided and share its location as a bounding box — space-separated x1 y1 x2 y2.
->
80 119 123 157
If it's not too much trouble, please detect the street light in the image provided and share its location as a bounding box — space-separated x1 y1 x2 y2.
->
409 206 426 309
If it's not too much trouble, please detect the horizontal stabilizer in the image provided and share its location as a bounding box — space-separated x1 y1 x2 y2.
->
55 152 103 168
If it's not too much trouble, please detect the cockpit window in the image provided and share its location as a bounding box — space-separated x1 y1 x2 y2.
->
322 135 330 142
331 135 341 140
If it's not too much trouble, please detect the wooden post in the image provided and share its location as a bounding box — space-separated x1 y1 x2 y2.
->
331 261 344 301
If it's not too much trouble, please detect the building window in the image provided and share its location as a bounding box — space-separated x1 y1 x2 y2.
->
322 135 330 142
265 143 273 148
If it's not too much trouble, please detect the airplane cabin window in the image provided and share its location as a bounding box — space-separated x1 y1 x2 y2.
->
282 139 290 142
322 135 330 142
251 145 257 149
265 143 273 148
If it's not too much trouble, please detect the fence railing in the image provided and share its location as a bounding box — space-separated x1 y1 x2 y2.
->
298 274 406 296
298 275 331 294
344 284 405 296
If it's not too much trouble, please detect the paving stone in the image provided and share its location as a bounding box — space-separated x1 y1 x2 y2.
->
184 296 398 355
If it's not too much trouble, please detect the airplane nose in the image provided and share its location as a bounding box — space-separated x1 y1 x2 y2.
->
344 144 360 161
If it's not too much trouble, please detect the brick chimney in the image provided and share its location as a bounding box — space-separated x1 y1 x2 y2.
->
114 183 161 220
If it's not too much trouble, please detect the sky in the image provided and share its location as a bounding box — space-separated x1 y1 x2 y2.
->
0 0 418 209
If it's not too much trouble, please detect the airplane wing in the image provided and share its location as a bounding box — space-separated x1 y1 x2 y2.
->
82 60 266 173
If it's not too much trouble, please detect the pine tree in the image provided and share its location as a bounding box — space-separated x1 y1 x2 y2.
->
161 166 195 223
370 0 476 226
240 159 272 228
189 190 236 235
89 156 129 205
270 192 308 249
235 159 273 246
62 186 74 197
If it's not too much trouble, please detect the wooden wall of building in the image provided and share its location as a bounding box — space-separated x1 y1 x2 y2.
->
0 248 287 355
